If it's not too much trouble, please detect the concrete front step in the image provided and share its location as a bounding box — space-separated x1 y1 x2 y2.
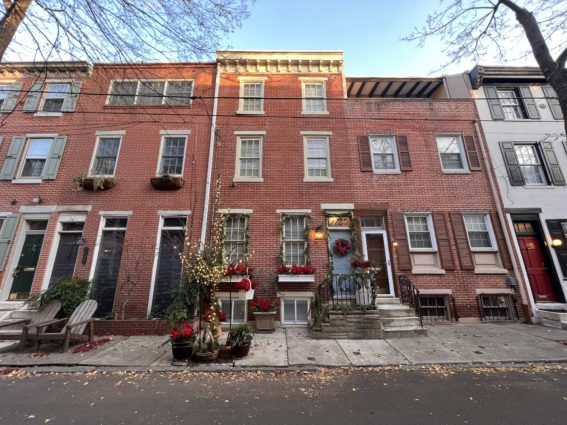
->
382 326 427 338
374 297 400 305
377 305 415 318
380 316 421 328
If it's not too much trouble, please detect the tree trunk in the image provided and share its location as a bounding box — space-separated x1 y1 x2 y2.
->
0 0 33 61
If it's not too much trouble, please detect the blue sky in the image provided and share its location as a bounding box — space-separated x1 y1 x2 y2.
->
224 0 534 77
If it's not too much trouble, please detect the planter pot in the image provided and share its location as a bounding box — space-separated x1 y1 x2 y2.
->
150 176 185 190
278 274 315 283
171 340 192 360
80 177 116 191
192 348 220 362
231 342 251 359
254 311 276 332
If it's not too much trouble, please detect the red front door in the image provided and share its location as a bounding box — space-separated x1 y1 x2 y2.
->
518 236 557 302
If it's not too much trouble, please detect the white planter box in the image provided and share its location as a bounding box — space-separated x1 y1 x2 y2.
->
278 274 315 283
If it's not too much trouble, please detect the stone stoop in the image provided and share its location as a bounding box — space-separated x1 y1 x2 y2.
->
377 298 427 338
537 308 567 330
311 311 382 339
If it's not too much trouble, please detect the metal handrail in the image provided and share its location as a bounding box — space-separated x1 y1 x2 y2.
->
398 275 423 328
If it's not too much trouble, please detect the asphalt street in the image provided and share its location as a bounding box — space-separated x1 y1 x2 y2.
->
0 366 566 425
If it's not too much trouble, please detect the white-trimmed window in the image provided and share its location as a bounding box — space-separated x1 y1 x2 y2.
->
223 215 248 264
513 144 546 185
19 138 53 178
219 299 246 323
301 80 327 113
463 214 496 251
158 136 187 176
370 135 399 172
107 80 193 105
40 83 70 112
303 135 332 181
405 214 436 251
91 136 122 176
282 298 310 324
436 135 468 172
497 89 527 120
235 135 263 181
0 84 12 109
283 215 308 265
238 79 265 113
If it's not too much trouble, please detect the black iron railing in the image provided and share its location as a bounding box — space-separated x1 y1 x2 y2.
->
317 273 377 309
398 275 423 327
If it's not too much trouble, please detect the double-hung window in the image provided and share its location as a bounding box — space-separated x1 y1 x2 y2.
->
303 133 333 182
219 299 246 323
497 89 527 120
238 78 265 113
301 79 327 113
223 215 248 264
41 83 70 112
91 136 121 176
282 215 308 265
436 135 468 172
158 135 187 176
235 134 263 181
370 135 399 172
513 144 546 185
463 214 496 251
485 86 539 120
20 138 53 178
108 80 193 105
500 141 565 186
405 214 436 251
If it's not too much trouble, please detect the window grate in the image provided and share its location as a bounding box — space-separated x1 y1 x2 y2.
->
478 294 517 321
419 295 450 321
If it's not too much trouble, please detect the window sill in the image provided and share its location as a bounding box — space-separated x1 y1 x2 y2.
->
373 170 401 175
104 103 193 108
411 267 445 275
303 177 334 183
441 169 471 174
236 110 265 115
523 185 554 189
233 177 264 183
474 267 508 274
278 274 315 283
301 111 329 115
11 178 42 184
34 111 63 117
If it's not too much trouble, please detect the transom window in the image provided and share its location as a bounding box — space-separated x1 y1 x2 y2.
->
223 215 248 264
463 214 495 250
236 136 262 180
240 82 264 113
436 135 468 171
159 136 187 176
370 136 399 172
283 215 308 265
282 299 310 324
304 136 331 180
108 80 193 105
20 138 52 178
513 145 546 185
41 83 69 112
302 81 326 113
92 137 121 176
405 214 435 250
497 89 527 120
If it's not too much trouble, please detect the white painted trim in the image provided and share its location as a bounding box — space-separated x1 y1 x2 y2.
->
56 205 92 212
98 211 133 216
475 288 515 295
278 274 315 283
147 215 165 316
321 203 354 210
361 230 395 296
87 216 105 283
33 112 62 117
276 209 312 214
237 76 268 82
159 130 191 136
95 130 126 136
11 179 43 184
463 213 499 252
279 296 311 325
58 213 87 222
19 206 56 213
369 135 401 174
156 134 188 177
277 291 314 298
237 79 265 114
411 267 446 275
88 134 123 177
419 288 453 295
473 267 509 274
300 131 332 136
298 77 328 82
157 210 192 216
234 130 267 135
218 208 253 214
303 135 333 182
301 79 328 113
404 213 438 252
436 133 470 173
234 135 263 182
25 133 59 138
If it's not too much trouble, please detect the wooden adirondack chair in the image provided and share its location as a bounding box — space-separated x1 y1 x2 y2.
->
0 300 62 342
21 299 98 353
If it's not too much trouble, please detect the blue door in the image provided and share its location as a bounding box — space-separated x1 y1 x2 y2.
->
328 230 354 297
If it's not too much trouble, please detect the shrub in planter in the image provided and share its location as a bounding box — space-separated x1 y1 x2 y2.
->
74 174 117 191
28 277 90 318
228 323 254 358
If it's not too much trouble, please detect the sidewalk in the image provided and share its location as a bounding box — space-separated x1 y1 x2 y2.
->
1 323 567 371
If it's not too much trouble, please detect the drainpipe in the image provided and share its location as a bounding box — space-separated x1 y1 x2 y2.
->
473 121 532 323
200 64 221 246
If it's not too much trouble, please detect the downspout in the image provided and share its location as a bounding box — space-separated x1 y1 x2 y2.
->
473 121 532 323
200 64 221 246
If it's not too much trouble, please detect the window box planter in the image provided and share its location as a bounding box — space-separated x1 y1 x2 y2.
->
75 176 117 191
278 274 315 283
253 311 276 332
150 176 185 190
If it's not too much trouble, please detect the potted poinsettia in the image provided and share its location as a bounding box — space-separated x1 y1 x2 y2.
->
168 322 194 360
249 298 279 332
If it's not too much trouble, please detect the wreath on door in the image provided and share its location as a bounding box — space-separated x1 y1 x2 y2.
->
334 239 353 257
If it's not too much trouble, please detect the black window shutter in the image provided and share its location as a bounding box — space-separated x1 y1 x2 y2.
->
484 86 504 120
519 86 540 119
499 142 525 186
539 142 565 186
358 136 373 172
546 220 567 276
542 86 564 120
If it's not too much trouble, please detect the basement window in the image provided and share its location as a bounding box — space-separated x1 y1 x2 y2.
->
479 294 516 321
419 295 451 321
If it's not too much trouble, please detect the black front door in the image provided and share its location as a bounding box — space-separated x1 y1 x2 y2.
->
152 228 185 317
9 234 45 300
49 233 81 286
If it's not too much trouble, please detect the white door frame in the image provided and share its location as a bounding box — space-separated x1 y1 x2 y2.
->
361 229 395 296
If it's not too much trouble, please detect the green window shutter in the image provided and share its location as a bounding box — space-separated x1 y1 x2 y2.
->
519 86 540 119
463 135 482 170
0 215 19 271
499 142 525 186
539 142 565 186
0 136 25 180
42 136 67 180
542 85 563 120
396 135 412 171
358 136 373 172
61 81 82 112
484 86 504 120
22 82 43 112
0 82 23 113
